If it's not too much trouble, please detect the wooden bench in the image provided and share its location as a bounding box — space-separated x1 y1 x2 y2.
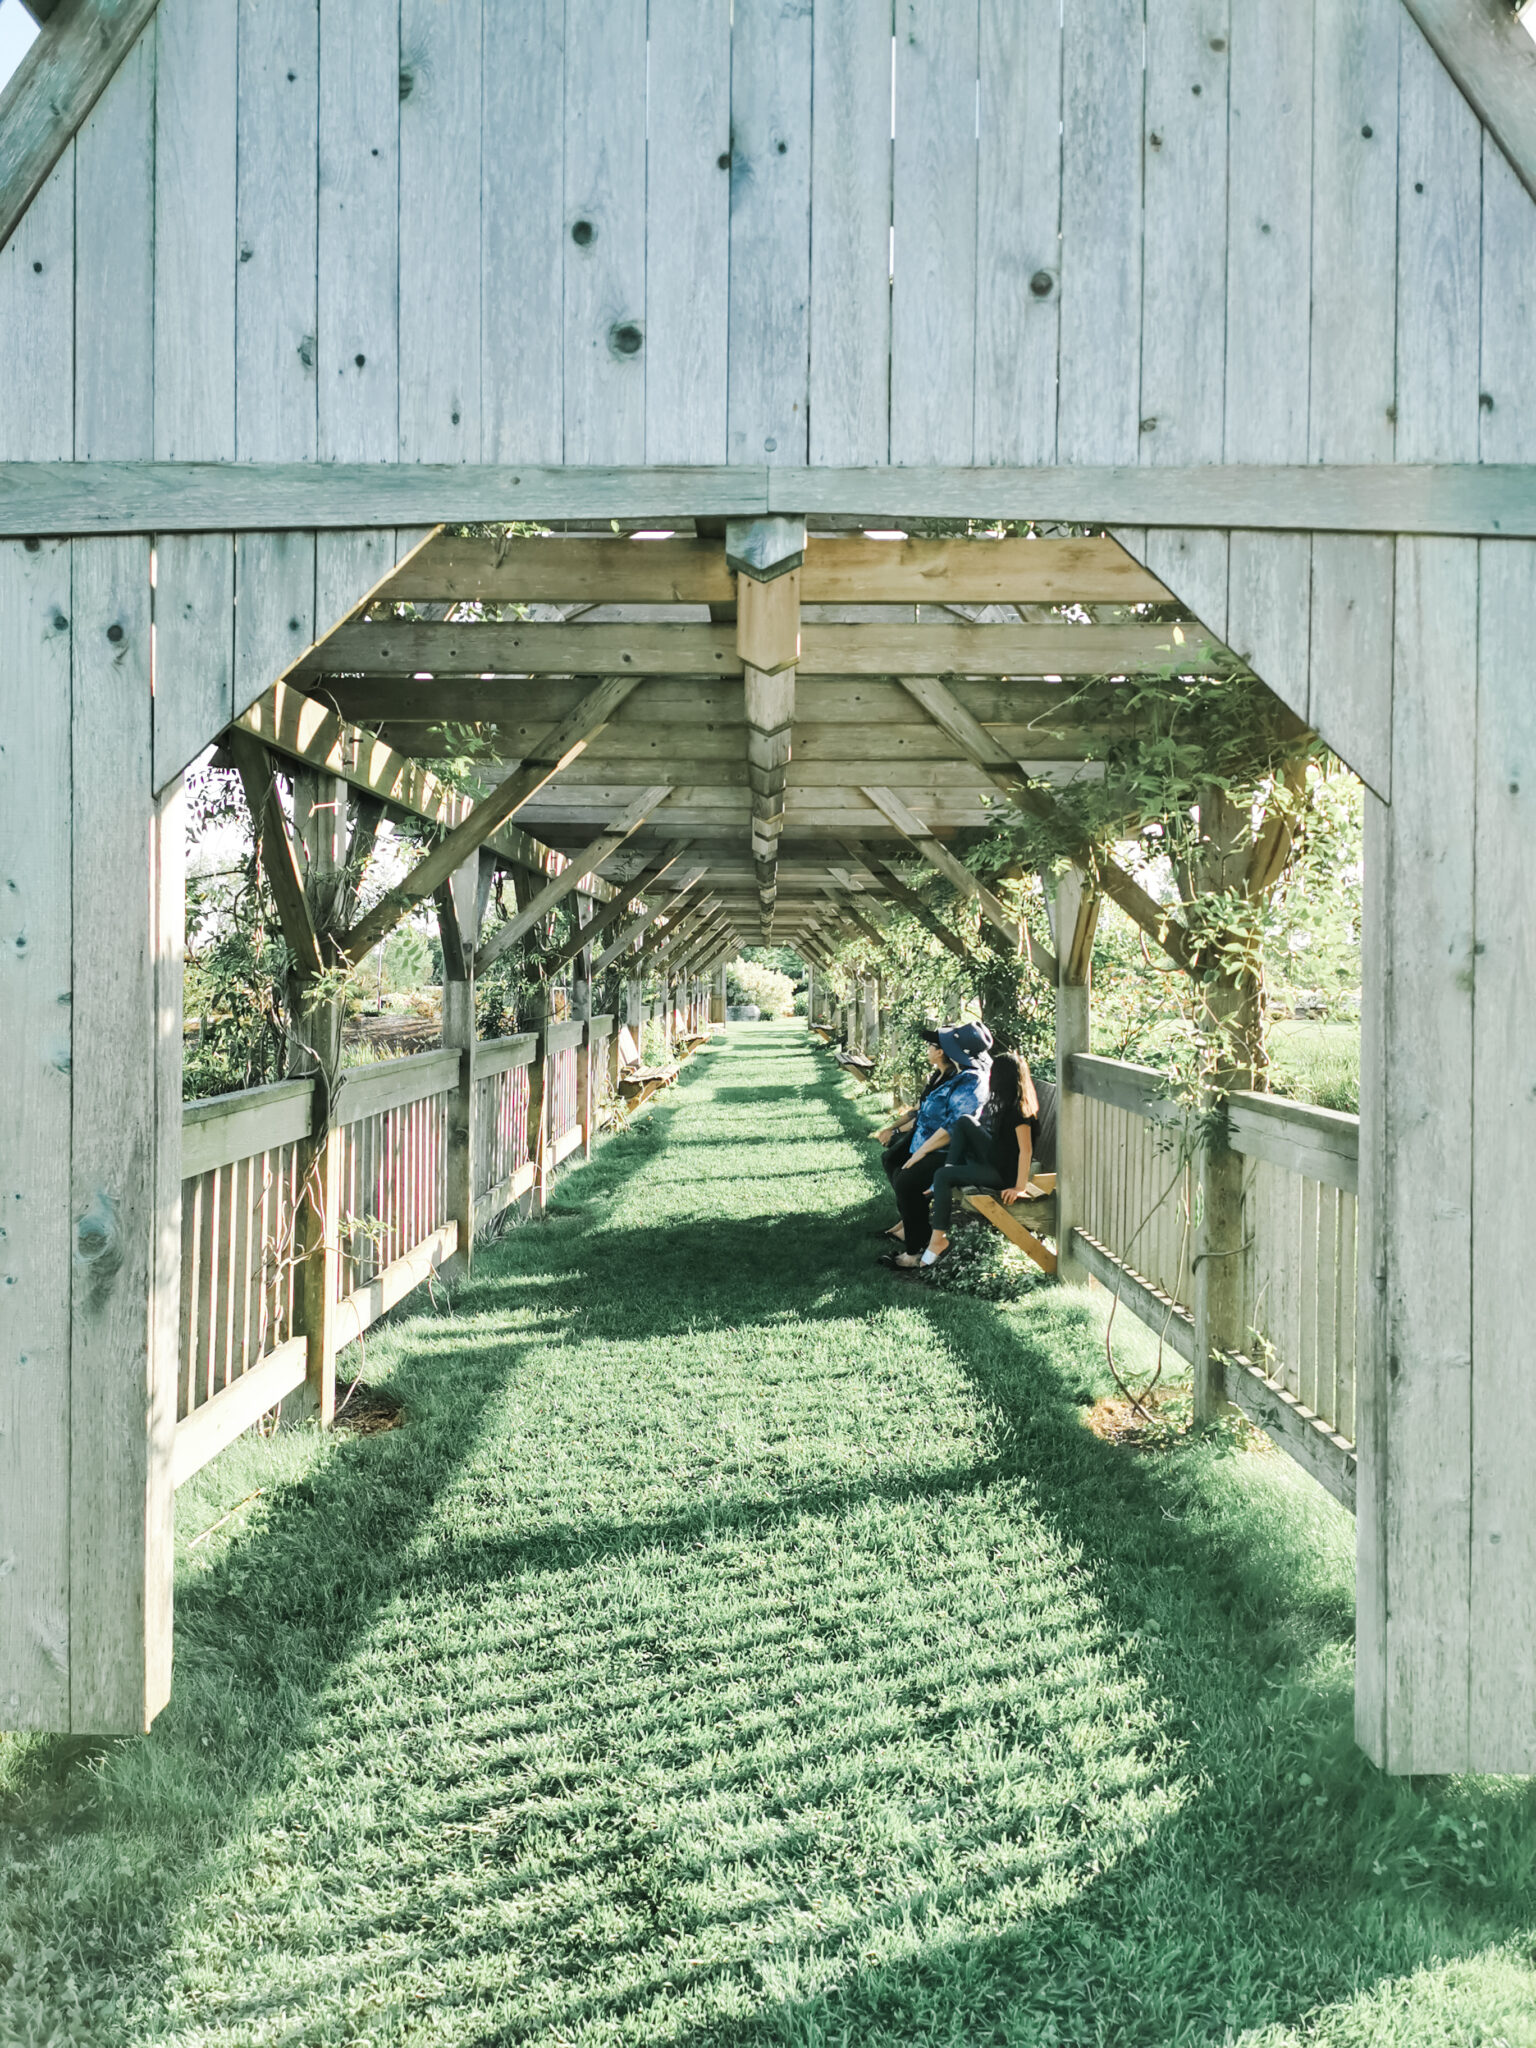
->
615 1023 678 1110
833 1048 875 1075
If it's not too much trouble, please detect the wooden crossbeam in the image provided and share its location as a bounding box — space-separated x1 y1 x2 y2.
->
225 731 326 980
821 889 888 952
379 532 1170 606
893 672 1193 974
295 619 1217 682
340 675 640 963
473 787 672 973
232 682 576 886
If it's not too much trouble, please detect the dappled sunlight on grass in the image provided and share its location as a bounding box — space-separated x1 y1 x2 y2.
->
1 1026 1532 2046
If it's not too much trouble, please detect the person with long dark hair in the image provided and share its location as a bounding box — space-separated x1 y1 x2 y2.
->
899 1050 1040 1273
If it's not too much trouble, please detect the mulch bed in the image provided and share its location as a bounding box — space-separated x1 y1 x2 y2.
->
332 1380 406 1434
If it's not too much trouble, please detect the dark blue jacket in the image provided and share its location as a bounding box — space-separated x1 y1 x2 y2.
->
911 1061 990 1149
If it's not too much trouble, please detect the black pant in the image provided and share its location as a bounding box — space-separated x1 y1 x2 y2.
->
894 1147 948 1255
882 1129 914 1185
929 1114 1010 1231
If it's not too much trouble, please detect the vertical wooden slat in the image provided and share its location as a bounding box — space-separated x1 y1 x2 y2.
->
561 0 647 464
1058 0 1143 464
398 0 482 461
1479 134 1536 464
646 0 731 463
1338 1188 1358 1444
0 152 74 461
318 0 400 466
1469 538 1536 1769
213 1162 236 1395
74 27 155 460
808 0 891 466
727 0 813 465
179 1177 199 1420
975 0 1061 465
1297 1175 1319 1411
154 0 237 460
0 540 74 1729
1315 1181 1339 1429
890 0 978 464
481 0 563 461
195 1168 217 1407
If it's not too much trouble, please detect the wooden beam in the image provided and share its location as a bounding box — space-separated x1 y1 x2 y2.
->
474 787 672 973
340 675 641 963
225 731 326 980
892 672 1193 974
233 682 578 886
0 0 162 258
821 889 888 952
1398 0 1536 211
861 786 1027 956
9 463 1536 538
297 619 1219 681
379 533 1171 606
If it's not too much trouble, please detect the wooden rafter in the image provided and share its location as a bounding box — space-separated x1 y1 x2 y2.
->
225 731 326 981
473 786 672 974
341 675 641 963
294 619 1219 682
591 867 708 975
836 841 976 965
537 841 693 972
860 786 1031 960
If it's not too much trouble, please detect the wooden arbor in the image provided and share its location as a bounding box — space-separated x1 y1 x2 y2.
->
2 0 1535 1772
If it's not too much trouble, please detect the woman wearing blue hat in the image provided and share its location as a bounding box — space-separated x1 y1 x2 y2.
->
876 1022 993 1270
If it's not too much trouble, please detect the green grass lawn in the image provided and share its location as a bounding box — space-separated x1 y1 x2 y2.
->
2 1024 1531 2047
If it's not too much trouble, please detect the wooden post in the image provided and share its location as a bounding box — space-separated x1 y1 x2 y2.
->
863 978 880 1054
1190 790 1256 1425
437 854 485 1276
1053 866 1092 1287
574 892 594 1158
526 982 550 1216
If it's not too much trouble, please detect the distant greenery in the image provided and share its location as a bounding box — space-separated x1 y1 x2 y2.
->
3 1028 1530 2045
726 954 796 1015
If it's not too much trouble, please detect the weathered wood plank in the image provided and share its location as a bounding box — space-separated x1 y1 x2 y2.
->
170 1334 306 1489
398 0 481 460
0 540 74 1728
334 1049 460 1129
891 0 977 465
1223 1353 1358 1510
645 0 730 463
1227 1093 1360 1192
1058 0 1143 463
0 151 74 460
808 0 890 466
1479 132 1536 464
481 0 563 461
152 0 236 460
1398 0 1536 209
68 534 175 1732
1307 533 1393 799
974 0 1060 464
1072 1230 1198 1365
562 0 647 465
9 462 1536 536
317 0 399 464
72 23 154 459
726 0 813 466
182 1079 315 1181
1468 536 1536 1770
0 0 161 261
235 0 318 465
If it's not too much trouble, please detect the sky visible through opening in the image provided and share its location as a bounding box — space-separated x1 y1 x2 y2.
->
0 0 37 94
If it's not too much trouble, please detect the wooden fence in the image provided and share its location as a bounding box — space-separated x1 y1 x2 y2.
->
172 1016 613 1489
1066 1054 1359 1511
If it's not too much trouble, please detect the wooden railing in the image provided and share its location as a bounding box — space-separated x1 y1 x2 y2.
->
1066 1054 1359 1510
172 1016 617 1490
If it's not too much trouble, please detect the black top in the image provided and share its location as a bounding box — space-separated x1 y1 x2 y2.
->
982 1096 1038 1189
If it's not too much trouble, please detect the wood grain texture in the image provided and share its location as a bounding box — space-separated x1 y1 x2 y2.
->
1378 536 1477 1771
317 0 399 465
153 532 235 788
1058 0 1143 463
807 0 890 466
1308 534 1393 797
0 541 74 1729
890 0 978 464
481 0 563 461
0 0 161 260
0 152 73 460
233 529 315 723
152 0 236 459
1395 11 1483 464
68 535 169 1732
646 0 730 463
1479 133 1536 464
727 0 813 465
235 0 318 464
562 0 647 465
1468 538 1536 1770
975 0 1061 465
398 0 481 462
1399 0 1536 208
72 24 154 459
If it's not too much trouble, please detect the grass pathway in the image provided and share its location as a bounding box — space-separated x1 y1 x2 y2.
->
3 1024 1534 2047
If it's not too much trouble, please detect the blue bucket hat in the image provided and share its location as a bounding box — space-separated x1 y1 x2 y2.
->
923 1021 993 1068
